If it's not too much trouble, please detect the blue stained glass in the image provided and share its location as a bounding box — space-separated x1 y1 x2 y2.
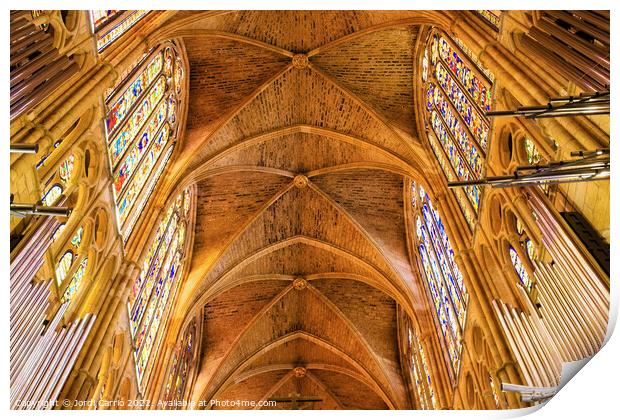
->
414 189 468 379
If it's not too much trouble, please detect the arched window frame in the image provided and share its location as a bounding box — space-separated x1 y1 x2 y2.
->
127 186 194 392
405 324 437 410
55 250 74 285
163 320 197 404
422 30 496 231
507 213 537 293
42 183 63 206
103 41 186 243
90 10 151 53
411 182 469 382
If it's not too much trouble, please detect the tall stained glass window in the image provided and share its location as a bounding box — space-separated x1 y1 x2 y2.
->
510 217 535 292
523 137 551 194
56 251 74 285
42 184 63 206
103 42 185 242
406 327 436 409
423 32 495 231
163 320 197 404
412 183 468 380
128 187 193 391
62 258 88 303
91 10 150 52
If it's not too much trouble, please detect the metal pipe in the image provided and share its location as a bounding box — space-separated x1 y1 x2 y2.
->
10 144 39 154
487 91 610 118
10 203 71 217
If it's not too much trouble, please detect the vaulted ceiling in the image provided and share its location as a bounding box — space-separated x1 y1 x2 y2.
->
154 10 453 409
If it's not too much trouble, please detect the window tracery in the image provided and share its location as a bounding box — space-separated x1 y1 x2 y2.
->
91 10 150 52
128 187 193 390
412 183 468 380
423 32 495 231
103 42 184 242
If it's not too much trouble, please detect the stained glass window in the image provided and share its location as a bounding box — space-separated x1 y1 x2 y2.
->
407 327 436 409
91 10 150 52
422 48 429 82
509 246 532 291
56 251 73 285
51 223 66 243
523 138 550 194
36 140 63 169
412 183 468 380
524 138 542 165
164 321 196 404
104 43 184 242
128 188 193 391
525 239 535 261
90 10 121 31
424 32 494 230
59 154 75 184
42 184 63 206
71 226 84 248
62 258 88 302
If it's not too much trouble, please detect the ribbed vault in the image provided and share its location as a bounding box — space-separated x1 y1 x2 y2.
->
151 10 453 409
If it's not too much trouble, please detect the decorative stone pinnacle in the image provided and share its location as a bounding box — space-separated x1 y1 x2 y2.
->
293 367 307 377
293 277 307 290
293 174 308 189
292 54 309 69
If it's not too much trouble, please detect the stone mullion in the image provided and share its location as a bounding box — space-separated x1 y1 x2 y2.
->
441 33 494 93
141 250 188 400
419 210 463 342
109 78 168 182
506 233 535 293
408 339 426 408
413 333 435 409
433 62 489 157
426 127 478 222
435 186 525 407
133 221 180 369
419 196 468 401
430 94 482 181
424 198 468 310
419 334 449 409
121 143 175 240
129 207 177 322
461 251 525 408
418 236 462 380
409 231 455 409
